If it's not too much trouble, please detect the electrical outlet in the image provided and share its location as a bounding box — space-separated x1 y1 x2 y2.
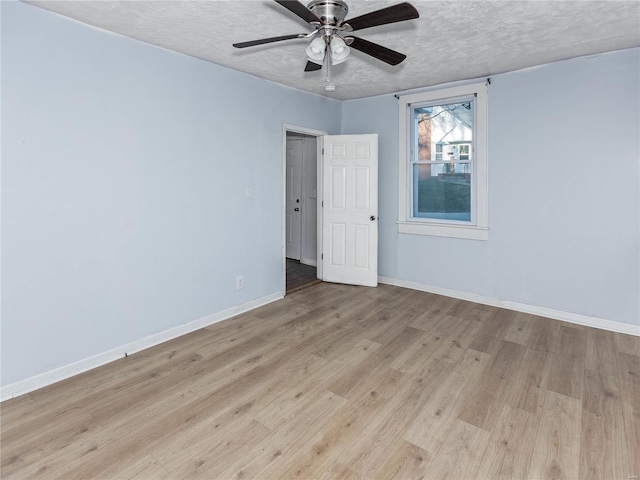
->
236 276 244 289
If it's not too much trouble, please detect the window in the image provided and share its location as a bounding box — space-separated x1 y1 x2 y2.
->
398 82 488 240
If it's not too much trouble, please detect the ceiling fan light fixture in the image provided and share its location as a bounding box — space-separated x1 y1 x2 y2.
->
306 37 326 65
330 36 350 65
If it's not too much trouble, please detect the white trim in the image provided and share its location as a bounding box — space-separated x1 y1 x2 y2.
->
378 276 640 337
0 292 283 402
317 136 324 280
397 221 489 240
282 124 327 290
398 81 489 240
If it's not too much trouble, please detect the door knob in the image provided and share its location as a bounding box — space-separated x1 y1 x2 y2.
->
370 215 377 221
295 208 300 212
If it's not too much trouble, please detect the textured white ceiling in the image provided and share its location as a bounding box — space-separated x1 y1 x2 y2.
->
26 0 640 100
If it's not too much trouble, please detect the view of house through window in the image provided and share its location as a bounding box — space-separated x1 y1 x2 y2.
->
412 99 474 221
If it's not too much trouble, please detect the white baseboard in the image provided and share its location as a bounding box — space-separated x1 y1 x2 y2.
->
1 292 284 402
378 276 639 337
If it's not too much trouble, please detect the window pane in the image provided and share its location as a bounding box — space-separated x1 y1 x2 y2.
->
414 101 473 160
413 164 471 221
413 98 473 222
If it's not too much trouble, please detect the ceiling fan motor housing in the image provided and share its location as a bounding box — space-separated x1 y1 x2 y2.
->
307 0 349 26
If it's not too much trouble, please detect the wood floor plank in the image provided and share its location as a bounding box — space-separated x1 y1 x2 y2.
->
1 408 103 475
474 404 538 480
407 294 458 331
368 306 423 345
308 294 391 360
582 329 622 417
87 338 263 420
326 325 424 399
215 390 347 480
616 350 640 478
585 327 618 374
579 399 628 480
316 462 361 480
507 348 553 416
422 419 490 480
97 454 172 480
528 391 581 480
0 395 39 430
404 348 490 454
268 368 407 480
613 331 640 357
388 317 454 373
469 308 514 354
43 365 277 480
183 301 368 401
372 440 433 480
444 297 480 320
191 315 283 359
527 316 560 353
457 340 526 431
556 323 587 357
580 353 629 480
1 390 199 480
547 325 586 399
223 352 334 425
149 357 327 468
394 296 487 372
431 315 485 365
503 312 534 346
252 356 349 430
159 419 272 479
151 399 268 469
338 359 452 478
26 368 131 415
1 283 636 480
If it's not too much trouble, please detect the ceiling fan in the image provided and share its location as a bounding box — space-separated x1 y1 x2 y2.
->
233 1 419 79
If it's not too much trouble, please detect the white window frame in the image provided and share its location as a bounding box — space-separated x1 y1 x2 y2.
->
398 81 489 240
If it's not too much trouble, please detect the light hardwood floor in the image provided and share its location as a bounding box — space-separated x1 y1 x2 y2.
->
2 283 638 479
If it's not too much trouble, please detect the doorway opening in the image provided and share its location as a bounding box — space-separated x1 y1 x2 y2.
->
286 258 320 293
283 125 325 294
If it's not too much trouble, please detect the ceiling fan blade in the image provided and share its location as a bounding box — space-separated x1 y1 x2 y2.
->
304 61 323 72
346 36 407 66
342 2 419 31
274 0 322 25
233 34 306 48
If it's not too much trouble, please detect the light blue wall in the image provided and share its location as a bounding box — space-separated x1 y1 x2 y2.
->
1 1 341 386
343 48 640 327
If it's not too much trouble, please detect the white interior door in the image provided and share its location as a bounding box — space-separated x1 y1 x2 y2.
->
286 138 303 260
322 134 378 287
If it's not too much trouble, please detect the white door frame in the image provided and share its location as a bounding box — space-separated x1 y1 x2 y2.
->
282 124 327 294
285 137 303 261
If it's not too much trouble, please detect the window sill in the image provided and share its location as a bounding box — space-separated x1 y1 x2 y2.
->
397 221 489 240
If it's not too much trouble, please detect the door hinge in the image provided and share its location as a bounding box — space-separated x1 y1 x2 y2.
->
322 201 324 207
322 148 324 155
321 253 323 260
